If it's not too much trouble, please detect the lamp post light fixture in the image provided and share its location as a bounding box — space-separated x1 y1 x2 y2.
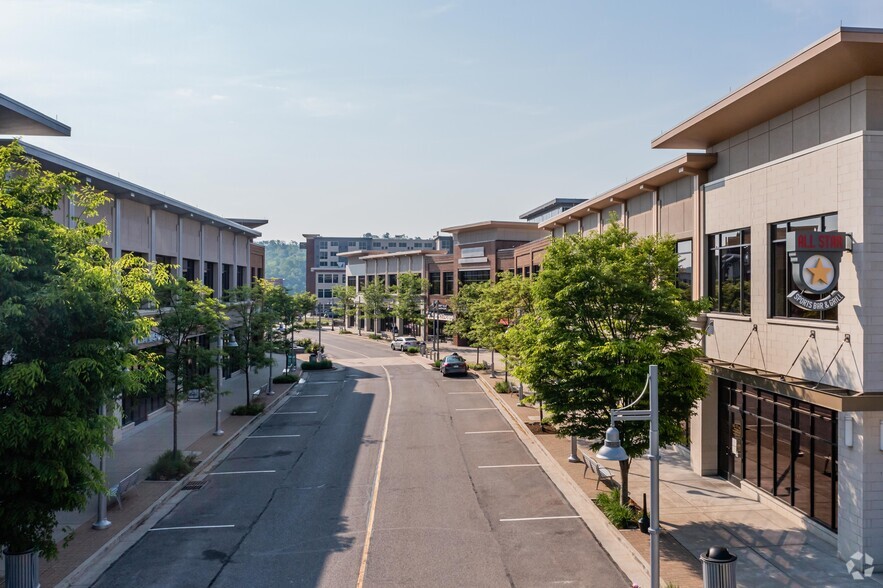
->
215 332 238 436
597 364 660 588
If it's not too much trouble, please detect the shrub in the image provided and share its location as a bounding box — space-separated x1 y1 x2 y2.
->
273 373 298 384
148 450 198 481
468 362 487 370
338 329 352 334
494 381 513 394
405 346 419 354
595 489 637 529
368 334 382 340
433 359 441 368
231 402 265 416
301 359 333 370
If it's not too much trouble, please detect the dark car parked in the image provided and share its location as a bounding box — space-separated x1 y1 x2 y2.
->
440 354 468 377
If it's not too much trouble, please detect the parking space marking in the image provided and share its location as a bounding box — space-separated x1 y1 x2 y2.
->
311 382 337 385
499 515 582 523
150 525 235 531
293 394 329 398
456 408 496 411
274 411 318 415
246 434 302 439
209 470 276 475
464 430 514 435
477 464 541 469
448 392 484 395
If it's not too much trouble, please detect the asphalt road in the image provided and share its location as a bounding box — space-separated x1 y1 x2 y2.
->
92 332 629 588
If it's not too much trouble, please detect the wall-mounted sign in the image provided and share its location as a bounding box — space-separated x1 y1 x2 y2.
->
460 246 485 258
786 230 851 311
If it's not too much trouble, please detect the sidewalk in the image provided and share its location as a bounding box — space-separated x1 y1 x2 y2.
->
1 354 294 588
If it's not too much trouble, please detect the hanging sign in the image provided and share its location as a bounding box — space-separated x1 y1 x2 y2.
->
786 230 851 311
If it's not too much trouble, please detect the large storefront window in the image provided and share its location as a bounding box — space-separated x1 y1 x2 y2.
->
429 272 441 295
718 379 837 530
771 214 838 321
442 272 454 295
708 230 750 315
458 269 491 285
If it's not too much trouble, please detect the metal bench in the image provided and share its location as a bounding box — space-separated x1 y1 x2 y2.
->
252 383 269 397
108 468 141 509
580 449 615 489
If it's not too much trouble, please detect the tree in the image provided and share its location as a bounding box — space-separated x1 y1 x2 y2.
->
225 279 281 406
392 273 429 335
507 221 708 504
153 277 227 454
291 291 318 324
362 279 390 333
446 281 489 358
0 141 161 559
260 240 307 292
331 284 356 330
479 273 533 377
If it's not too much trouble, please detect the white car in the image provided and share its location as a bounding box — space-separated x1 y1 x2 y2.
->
391 336 419 351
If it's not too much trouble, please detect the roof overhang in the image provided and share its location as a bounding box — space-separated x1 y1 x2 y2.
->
518 198 586 220
0 94 70 136
5 140 261 237
441 220 540 233
227 218 268 229
539 153 716 230
653 27 883 149
361 249 446 260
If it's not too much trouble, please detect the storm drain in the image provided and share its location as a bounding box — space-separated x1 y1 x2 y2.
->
182 479 208 490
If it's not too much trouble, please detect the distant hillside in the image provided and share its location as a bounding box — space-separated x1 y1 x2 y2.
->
260 240 306 292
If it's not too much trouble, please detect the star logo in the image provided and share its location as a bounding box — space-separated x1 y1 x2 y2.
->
802 255 835 292
807 257 832 285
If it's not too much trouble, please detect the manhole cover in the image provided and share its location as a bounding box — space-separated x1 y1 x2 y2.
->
183 479 208 490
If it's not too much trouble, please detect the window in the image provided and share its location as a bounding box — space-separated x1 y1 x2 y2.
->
429 272 441 295
358 276 365 289
347 276 356 287
708 229 750 315
319 262 328 267
320 251 328 259
320 241 327 249
348 241 356 246
330 241 338 247
373 242 381 248
222 264 231 293
183 258 198 281
459 270 490 285
677 239 693 297
332 274 339 283
399 242 407 247
388 274 397 287
318 274 325 284
443 272 454 295
771 214 838 321
236 265 246 287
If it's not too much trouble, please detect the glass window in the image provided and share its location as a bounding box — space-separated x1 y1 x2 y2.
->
770 214 838 321
442 272 454 295
708 229 750 315
677 239 693 297
388 274 397 287
429 272 441 295
459 270 491 285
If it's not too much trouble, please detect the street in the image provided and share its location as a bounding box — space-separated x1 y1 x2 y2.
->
92 332 629 587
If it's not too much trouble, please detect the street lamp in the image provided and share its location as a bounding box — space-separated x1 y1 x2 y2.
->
597 364 659 588
215 332 238 436
429 301 442 362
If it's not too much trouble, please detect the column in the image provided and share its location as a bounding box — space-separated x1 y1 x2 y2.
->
112 196 121 259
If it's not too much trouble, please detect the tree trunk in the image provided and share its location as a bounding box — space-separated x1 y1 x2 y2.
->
539 400 544 432
172 375 179 454
490 348 495 375
245 359 251 407
619 459 631 506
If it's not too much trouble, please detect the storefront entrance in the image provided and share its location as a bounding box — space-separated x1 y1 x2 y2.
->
717 378 838 531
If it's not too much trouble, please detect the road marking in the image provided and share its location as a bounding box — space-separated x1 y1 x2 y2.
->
448 392 484 395
465 430 514 435
499 515 582 522
478 464 541 469
274 411 318 415
246 434 301 439
150 524 235 531
293 394 328 398
456 408 496 411
311 382 337 385
356 364 394 588
209 470 276 475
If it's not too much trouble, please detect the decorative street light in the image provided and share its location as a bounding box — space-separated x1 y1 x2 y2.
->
597 364 660 588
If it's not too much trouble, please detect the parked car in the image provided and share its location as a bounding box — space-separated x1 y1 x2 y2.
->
391 336 419 351
440 354 468 377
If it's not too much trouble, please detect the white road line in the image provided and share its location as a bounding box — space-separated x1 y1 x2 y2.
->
456 408 496 411
209 470 276 475
356 365 394 588
499 515 582 522
274 411 318 415
149 524 235 531
293 394 329 398
246 434 301 439
448 392 484 395
464 430 514 435
311 382 337 385
477 464 541 469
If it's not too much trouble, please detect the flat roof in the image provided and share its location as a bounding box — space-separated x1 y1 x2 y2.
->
440 220 540 233
0 93 70 137
519 198 586 220
653 27 883 149
5 140 261 237
539 153 717 229
360 249 446 260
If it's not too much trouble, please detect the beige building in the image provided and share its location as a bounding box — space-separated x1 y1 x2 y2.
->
536 27 883 563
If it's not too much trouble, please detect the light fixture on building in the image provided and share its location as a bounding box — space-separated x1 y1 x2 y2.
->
845 417 854 448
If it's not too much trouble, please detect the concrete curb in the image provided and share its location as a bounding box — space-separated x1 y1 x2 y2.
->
473 373 653 588
57 374 306 588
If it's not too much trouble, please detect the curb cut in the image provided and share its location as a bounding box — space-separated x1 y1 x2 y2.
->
56 374 306 588
474 373 653 588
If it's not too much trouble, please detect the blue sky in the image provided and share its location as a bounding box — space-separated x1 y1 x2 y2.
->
3 0 882 242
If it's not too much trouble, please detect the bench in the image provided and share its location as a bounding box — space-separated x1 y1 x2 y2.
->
108 468 141 509
580 449 615 490
252 383 269 397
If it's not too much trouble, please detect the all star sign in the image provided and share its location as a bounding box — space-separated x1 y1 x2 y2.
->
786 230 851 311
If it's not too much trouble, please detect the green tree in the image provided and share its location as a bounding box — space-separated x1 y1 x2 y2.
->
331 284 357 330
446 281 489 356
154 277 228 453
260 239 307 292
479 273 533 377
0 141 162 559
266 284 300 347
392 273 429 335
291 291 318 324
225 279 281 406
507 222 708 504
362 279 390 333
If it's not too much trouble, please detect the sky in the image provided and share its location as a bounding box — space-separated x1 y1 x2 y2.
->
3 0 883 242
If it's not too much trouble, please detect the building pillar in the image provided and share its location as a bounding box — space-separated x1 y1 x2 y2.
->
216 229 223 297
149 208 156 262
112 196 121 259
838 410 883 565
176 216 184 277
199 223 205 287
232 234 239 288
